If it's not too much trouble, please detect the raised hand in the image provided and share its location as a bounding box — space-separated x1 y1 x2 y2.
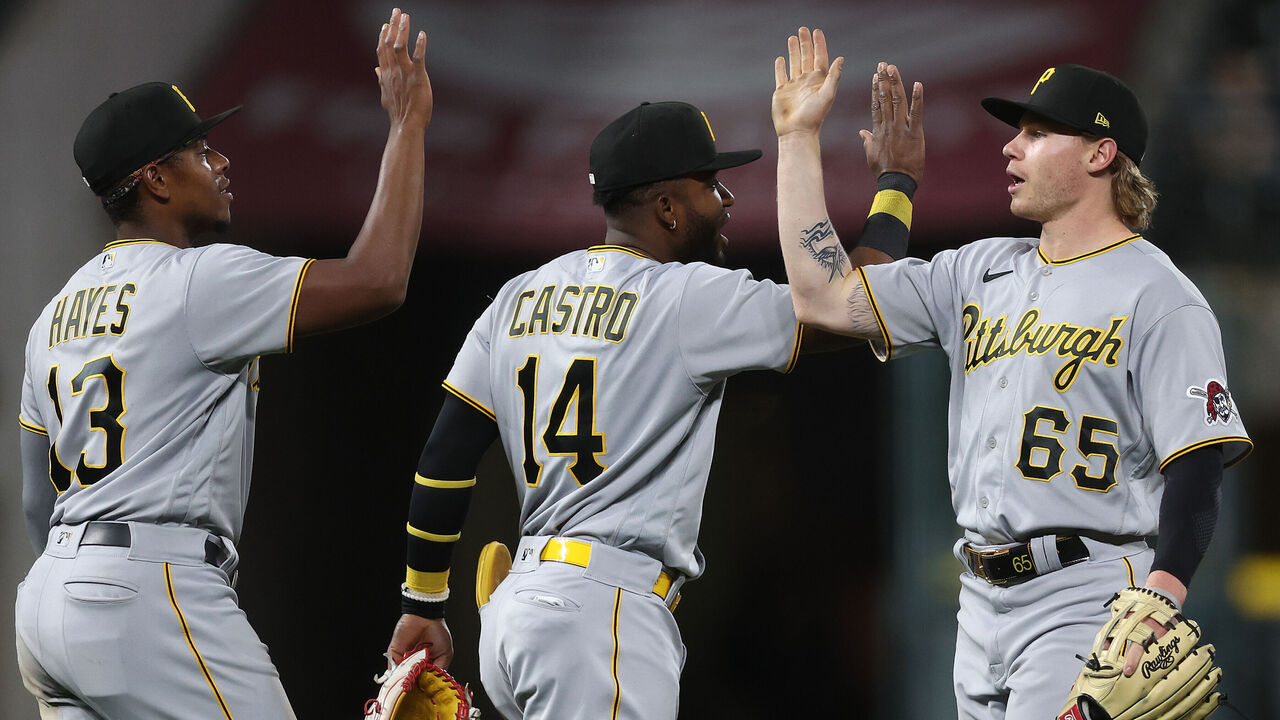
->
375 7 433 130
859 63 924 182
772 27 844 137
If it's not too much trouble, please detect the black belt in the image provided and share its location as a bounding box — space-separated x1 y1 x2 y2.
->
963 535 1088 586
80 521 230 568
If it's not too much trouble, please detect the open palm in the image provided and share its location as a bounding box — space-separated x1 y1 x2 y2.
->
772 27 844 137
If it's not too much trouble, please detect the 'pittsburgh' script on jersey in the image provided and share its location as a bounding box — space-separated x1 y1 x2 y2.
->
961 304 1127 391
47 282 136 349
507 284 639 342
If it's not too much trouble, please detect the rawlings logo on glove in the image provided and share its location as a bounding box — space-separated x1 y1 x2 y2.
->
1058 587 1223 720
364 646 479 720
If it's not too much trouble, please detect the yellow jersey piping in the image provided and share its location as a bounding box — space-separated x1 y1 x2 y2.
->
857 266 893 362
1159 436 1253 473
784 322 804 374
442 382 496 421
1037 235 1141 266
286 259 315 353
103 238 176 251
587 245 655 260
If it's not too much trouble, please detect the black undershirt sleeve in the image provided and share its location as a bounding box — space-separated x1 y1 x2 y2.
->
402 392 500 618
417 392 500 477
1151 445 1224 588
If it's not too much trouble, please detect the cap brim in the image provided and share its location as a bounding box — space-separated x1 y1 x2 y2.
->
981 97 1080 133
178 105 242 147
696 148 763 173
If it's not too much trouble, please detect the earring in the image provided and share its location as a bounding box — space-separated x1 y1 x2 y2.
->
668 220 677 231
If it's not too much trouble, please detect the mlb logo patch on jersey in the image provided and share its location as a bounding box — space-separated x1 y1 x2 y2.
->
100 252 115 272
1187 379 1237 425
586 256 604 273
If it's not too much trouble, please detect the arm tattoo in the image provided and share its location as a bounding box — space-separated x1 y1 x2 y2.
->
799 219 849 282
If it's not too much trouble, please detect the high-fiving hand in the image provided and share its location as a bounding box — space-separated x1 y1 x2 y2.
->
375 7 433 131
859 63 924 183
772 27 844 138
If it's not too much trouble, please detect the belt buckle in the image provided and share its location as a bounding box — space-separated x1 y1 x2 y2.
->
964 546 989 582
655 570 685 612
966 546 1010 586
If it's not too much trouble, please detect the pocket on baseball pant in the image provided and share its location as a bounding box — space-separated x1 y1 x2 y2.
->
63 577 139 604
512 588 583 613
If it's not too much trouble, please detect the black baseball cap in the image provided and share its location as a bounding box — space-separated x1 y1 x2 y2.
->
588 101 761 191
981 64 1147 165
74 82 241 196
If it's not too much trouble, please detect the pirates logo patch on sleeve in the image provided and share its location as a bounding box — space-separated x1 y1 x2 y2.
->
1187 380 1237 425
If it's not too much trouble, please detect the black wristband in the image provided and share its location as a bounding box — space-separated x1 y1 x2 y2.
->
402 594 447 619
859 173 916 261
877 171 917 196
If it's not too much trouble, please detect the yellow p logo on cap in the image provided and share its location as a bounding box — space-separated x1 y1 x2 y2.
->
171 85 195 112
1031 68 1055 95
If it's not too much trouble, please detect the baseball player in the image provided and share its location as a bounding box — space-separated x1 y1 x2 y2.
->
380 94 921 719
772 29 1251 719
15 9 431 719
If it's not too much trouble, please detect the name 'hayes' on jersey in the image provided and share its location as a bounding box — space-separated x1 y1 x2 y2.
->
19 239 310 543
443 245 802 579
858 235 1251 545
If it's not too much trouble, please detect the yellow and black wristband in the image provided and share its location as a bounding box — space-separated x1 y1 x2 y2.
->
860 172 916 260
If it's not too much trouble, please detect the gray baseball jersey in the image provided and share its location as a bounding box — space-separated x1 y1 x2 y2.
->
444 244 801 579
19 239 310 542
859 233 1251 719
858 234 1251 545
446 244 799 719
16 238 310 719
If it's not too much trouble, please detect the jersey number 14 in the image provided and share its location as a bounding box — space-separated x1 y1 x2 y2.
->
516 356 607 486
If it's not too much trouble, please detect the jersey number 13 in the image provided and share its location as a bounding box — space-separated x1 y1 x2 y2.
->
45 355 127 492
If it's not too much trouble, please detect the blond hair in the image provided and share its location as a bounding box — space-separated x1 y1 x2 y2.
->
1109 151 1159 230
1082 134 1159 230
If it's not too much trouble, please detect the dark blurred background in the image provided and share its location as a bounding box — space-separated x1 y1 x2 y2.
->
2 1 1277 718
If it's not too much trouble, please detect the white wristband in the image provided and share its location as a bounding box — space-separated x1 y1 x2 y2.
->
1143 585 1181 610
401 583 449 603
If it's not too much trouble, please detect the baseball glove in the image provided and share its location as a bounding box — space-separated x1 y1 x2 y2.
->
1057 587 1223 720
364 646 479 720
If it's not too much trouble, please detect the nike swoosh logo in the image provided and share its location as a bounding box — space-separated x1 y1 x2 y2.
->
983 268 1014 283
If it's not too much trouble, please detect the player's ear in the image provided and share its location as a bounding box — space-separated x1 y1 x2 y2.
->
137 163 172 202
1087 137 1119 174
653 190 678 231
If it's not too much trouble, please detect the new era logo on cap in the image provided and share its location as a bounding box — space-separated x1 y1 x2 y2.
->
981 63 1148 165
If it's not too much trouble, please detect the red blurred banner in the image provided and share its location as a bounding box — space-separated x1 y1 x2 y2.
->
198 0 1147 254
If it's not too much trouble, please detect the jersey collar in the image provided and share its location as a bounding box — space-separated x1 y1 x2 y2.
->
1036 234 1142 266
103 238 178 251
587 244 655 261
